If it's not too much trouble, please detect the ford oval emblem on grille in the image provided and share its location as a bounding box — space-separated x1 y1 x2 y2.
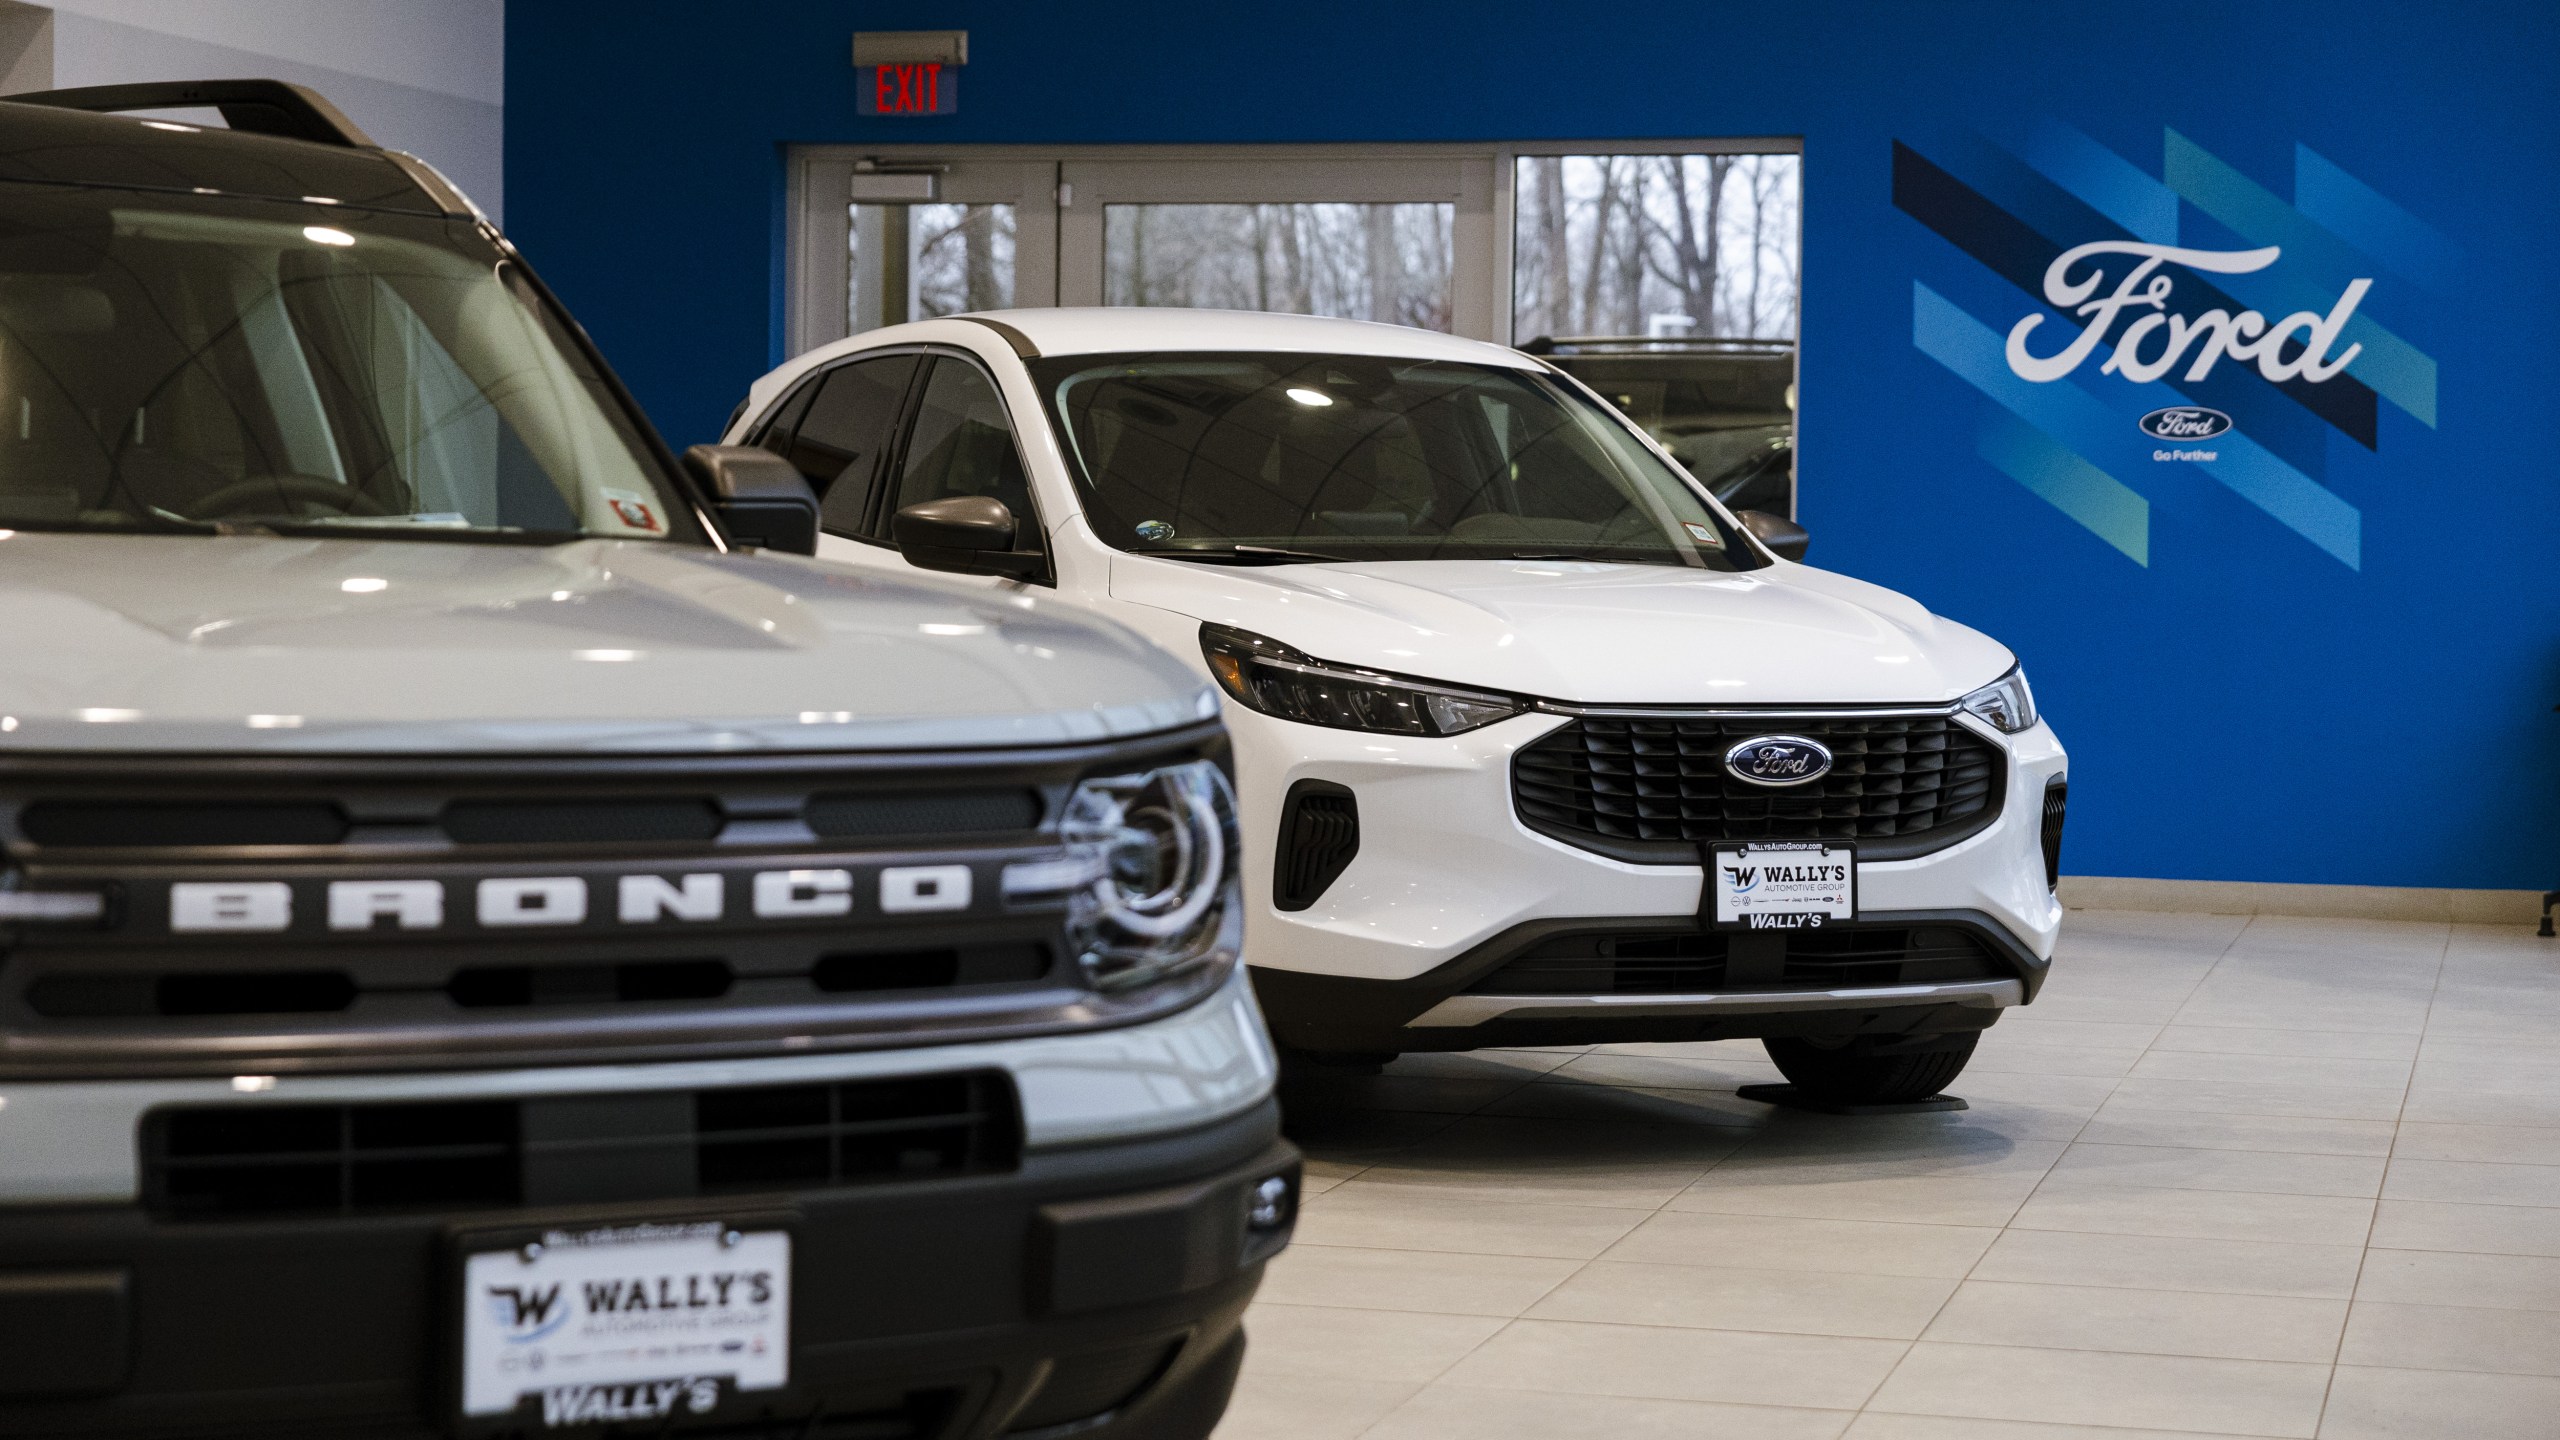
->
2137 406 2232 440
1724 735 1833 787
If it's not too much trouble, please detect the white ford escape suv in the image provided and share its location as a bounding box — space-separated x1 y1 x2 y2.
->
728 307 2069 1107
0 85 1291 1439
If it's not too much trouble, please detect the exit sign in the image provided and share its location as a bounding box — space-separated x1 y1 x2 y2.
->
856 62 957 116
852 30 965 116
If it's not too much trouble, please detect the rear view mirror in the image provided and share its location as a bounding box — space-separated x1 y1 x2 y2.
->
682 445 818 555
1736 509 1810 562
894 496 1044 580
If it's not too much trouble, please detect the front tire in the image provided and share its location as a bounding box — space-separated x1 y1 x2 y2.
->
1762 1032 1978 1105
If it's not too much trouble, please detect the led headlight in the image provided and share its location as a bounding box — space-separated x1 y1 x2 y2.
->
1199 623 1523 736
1002 759 1241 993
1959 666 2038 734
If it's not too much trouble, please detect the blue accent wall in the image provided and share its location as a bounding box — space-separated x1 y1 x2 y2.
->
505 1 2560 890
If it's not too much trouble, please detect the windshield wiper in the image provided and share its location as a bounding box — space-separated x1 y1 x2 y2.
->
1140 544 1351 565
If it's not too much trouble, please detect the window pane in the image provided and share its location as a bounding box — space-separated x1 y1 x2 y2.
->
849 203 1015 333
889 359 1034 540
1104 203 1454 331
1513 154 1800 516
790 355 918 533
1512 155 1800 342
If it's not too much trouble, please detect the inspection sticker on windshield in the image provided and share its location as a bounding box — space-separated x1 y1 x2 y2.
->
460 1222 787 1424
1681 520 1724 547
1712 843 1854 929
602 489 664 533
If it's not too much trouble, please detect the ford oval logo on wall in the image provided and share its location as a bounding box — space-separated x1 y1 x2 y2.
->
2137 406 2233 441
1724 735 1834 787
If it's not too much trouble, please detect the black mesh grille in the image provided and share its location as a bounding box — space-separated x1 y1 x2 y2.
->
1468 925 2007 995
806 789 1042 838
1272 781 1358 912
1514 714 2003 862
18 801 348 847
1009 1339 1182 1432
440 798 722 845
695 1072 1019 1193
141 1070 1022 1219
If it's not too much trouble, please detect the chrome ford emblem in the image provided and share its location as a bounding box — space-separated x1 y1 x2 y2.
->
2137 406 2232 440
1724 735 1833 787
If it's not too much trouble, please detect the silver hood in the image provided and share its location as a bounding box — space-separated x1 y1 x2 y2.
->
0 535 1213 753
1109 554 2016 706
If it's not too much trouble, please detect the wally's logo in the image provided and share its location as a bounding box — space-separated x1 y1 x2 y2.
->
2006 241 2371 387
2138 406 2232 440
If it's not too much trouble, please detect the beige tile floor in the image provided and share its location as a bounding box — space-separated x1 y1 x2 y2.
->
1212 910 2560 1440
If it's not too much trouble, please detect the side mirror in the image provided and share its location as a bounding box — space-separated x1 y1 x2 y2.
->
1736 509 1810 562
893 496 1045 579
682 444 818 555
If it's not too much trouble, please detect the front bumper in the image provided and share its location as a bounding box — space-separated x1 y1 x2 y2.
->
0 1101 1296 1439
1227 705 2066 1051
0 970 1291 1437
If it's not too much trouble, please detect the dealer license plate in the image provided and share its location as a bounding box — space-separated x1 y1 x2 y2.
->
459 1221 789 1427
1712 842 1856 929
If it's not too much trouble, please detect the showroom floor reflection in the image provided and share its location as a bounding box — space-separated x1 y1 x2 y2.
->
1217 910 2560 1440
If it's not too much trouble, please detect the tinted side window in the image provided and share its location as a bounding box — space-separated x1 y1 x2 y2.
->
778 355 919 534
882 358 1036 546
749 378 819 456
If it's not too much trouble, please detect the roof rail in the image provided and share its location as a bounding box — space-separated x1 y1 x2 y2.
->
6 79 374 148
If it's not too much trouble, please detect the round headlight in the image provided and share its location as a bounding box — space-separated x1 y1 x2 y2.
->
1005 759 1241 992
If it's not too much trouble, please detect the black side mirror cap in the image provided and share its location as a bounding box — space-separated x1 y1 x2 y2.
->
682 445 819 555
893 496 1045 579
1736 509 1810 562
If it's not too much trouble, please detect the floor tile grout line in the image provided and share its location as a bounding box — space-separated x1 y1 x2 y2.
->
1837 909 2241 1422
2310 918 2449 1439
1326 1057 1655 1439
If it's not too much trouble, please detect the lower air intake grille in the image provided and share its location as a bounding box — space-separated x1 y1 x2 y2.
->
1467 926 2007 996
1010 1339 1182 1433
141 1070 1021 1219
1513 713 2004 863
1272 781 1358 912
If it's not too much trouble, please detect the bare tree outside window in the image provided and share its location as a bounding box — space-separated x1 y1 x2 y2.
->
1105 203 1455 331
1513 155 1800 342
849 202 1015 333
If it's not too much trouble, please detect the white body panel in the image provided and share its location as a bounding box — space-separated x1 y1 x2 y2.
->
0 967 1277 1205
0 531 1211 753
733 310 2069 1001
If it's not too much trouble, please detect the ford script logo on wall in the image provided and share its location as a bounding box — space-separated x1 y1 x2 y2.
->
1724 736 1833 787
2138 406 2232 441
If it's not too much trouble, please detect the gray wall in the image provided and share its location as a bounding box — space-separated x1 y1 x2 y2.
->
0 0 503 219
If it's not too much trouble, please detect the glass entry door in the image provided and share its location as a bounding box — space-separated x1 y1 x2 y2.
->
1054 156 1497 337
785 156 1056 355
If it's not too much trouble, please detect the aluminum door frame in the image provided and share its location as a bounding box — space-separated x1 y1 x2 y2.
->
786 140 1800 352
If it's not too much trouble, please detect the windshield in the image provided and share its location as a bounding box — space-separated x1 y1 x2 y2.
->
1032 352 1762 569
0 186 698 542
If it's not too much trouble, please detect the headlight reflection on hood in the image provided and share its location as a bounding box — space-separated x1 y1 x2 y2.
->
1959 666 2039 734
1001 759 1241 993
1199 623 1524 737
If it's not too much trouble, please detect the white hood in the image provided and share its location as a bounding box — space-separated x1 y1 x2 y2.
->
1108 554 2014 706
0 534 1212 753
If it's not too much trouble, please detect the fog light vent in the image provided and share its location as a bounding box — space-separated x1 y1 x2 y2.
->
1272 780 1357 912
2040 779 2068 891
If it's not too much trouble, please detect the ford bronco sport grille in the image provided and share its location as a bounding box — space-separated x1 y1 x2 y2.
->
0 726 1222 1078
1512 712 2003 863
